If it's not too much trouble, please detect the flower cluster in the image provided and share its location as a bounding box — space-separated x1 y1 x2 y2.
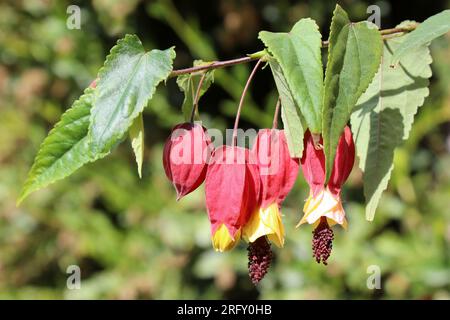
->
163 122 355 283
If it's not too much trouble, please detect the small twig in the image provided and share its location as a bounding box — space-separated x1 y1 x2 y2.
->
381 33 405 41
380 26 416 35
232 59 263 146
171 56 256 77
272 98 281 129
189 72 207 123
169 25 417 77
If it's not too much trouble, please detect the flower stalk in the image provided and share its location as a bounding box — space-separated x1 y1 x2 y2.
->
232 59 263 147
189 72 208 123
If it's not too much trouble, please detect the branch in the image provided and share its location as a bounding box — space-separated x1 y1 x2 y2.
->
169 25 417 77
170 56 255 77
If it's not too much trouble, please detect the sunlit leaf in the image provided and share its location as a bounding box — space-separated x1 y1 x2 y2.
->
322 6 382 182
259 18 323 133
18 88 103 204
268 59 304 158
351 35 432 221
89 34 175 154
391 10 450 65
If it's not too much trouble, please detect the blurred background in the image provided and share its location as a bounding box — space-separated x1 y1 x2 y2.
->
0 0 449 299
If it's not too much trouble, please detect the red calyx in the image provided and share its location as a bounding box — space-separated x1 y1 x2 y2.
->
252 129 299 208
301 130 326 197
205 145 260 239
163 122 212 200
328 126 355 196
301 126 355 196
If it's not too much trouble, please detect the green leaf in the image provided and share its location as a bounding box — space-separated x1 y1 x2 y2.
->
89 34 175 154
259 18 323 133
322 14 382 182
129 113 144 178
268 59 304 158
391 10 450 65
18 88 103 204
176 60 214 121
350 35 432 221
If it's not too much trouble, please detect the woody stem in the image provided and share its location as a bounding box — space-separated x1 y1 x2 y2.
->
169 25 417 77
232 59 263 147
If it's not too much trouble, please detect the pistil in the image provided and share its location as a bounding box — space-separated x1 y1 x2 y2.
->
247 237 273 284
312 217 334 265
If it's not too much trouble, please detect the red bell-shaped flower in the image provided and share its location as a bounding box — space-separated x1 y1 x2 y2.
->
298 126 355 265
242 129 299 248
205 146 260 252
243 129 299 284
163 122 212 200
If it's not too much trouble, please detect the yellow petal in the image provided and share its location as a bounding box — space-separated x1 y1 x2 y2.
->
212 224 240 252
297 191 324 227
242 203 285 248
297 188 347 229
341 217 348 230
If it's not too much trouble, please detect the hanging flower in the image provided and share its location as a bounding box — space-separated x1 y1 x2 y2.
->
163 122 212 200
243 129 299 284
297 126 355 265
243 129 299 247
205 146 260 252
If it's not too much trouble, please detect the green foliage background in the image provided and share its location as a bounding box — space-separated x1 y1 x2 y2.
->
0 0 449 299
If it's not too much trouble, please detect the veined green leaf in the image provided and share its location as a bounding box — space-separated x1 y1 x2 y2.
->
322 4 350 128
18 88 103 204
391 10 450 65
129 113 144 178
350 35 432 221
176 60 214 121
89 34 175 154
322 12 382 182
259 18 323 133
268 59 304 158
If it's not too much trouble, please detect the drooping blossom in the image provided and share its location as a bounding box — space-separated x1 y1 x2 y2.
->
243 129 299 283
205 146 260 252
298 126 355 265
243 129 299 247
